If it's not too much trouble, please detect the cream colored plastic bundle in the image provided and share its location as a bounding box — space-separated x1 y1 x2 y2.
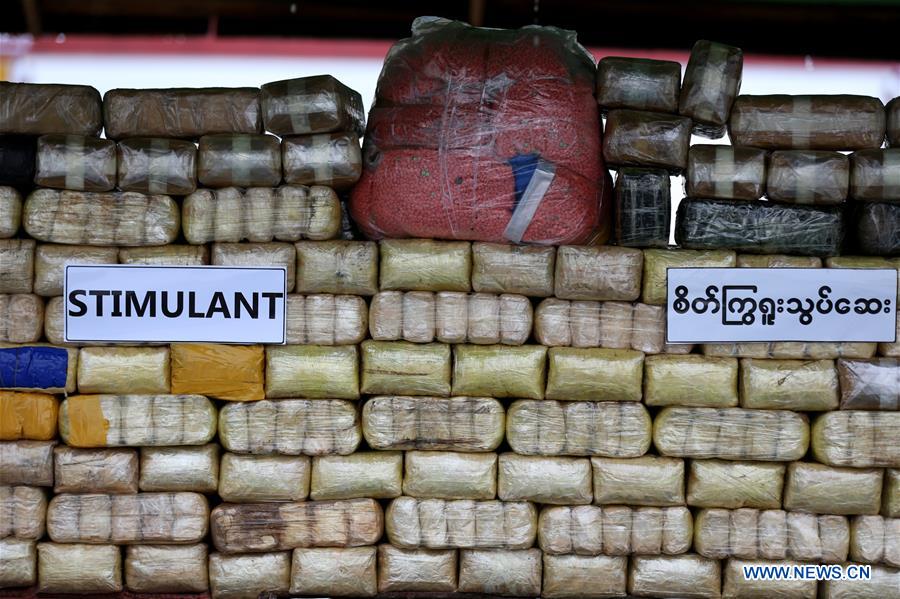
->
0 239 34 293
723 559 817 599
54 447 138 494
209 552 291 599
34 134 116 192
211 242 296 291
59 395 216 447
642 248 737 305
311 452 402 501
379 239 471 292
183 186 340 244
295 240 378 295
197 133 281 187
403 451 496 500
820 564 900 599
885 469 899 517
645 355 738 407
24 189 179 246
0 441 55 486
125 544 209 593
741 359 839 410
362 396 504 451
471 242 555 297
139 444 219 492
850 516 900 567
0 187 22 238
218 399 360 456
813 411 900 468
290 547 377 597
37 543 122 594
119 245 209 266
546 347 643 402
498 454 592 505
545 555 628 599
0 295 42 343
219 453 310 502
704 341 877 360
628 554 721 599
784 463 883 515
458 549 541 597
0 538 35 588
632 303 694 354
386 497 536 550
506 400 651 457
33 244 118 296
76 347 169 394
452 344 546 399
47 492 209 544
688 460 785 509
42 298 72 346
592 456 685 506
737 254 823 267
360 341 451 396
377 544 458 593
282 132 362 190
0 486 46 539
694 508 849 562
209 498 382 553
539 505 692 556
266 345 358 399
654 407 809 461
286 294 367 345
554 246 643 301
837 358 900 409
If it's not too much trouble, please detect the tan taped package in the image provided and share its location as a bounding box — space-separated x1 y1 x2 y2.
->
286 294 367 345
850 515 900 567
34 134 116 191
210 498 382 553
0 343 77 394
295 240 379 295
546 347 643 402
0 441 55 487
645 354 738 407
184 186 340 244
452 344 546 399
377 544 457 593
784 462 883 515
219 399 360 456
654 407 809 461
539 505 692 556
362 396 504 451
197 134 281 187
311 452 403 500
0 486 46 539
597 56 680 113
116 137 198 195
77 347 169 394
885 469 900 517
118 245 209 266
679 40 742 136
42 299 81 346
34 244 118 296
850 148 900 201
687 145 767 200
704 341 877 360
603 110 692 171
266 345 358 399
555 245 643 301
23 189 179 246
282 132 362 190
403 451 496 500
544 554 628 599
139 444 219 492
498 453 592 505
737 254 823 268
0 538 35 588
471 242 555 296
0 82 102 136
458 549 542 597
386 497 536 550
642 248 737 305
260 75 364 136
209 552 290 599
507 399 650 457
628 554 721 599
47 492 208 544
218 453 310 502
767 150 850 204
54 447 138 494
821 564 900 599
741 359 839 410
837 358 900 409
723 559 817 599
361 341 450 396
688 460 785 509
0 391 57 441
59 394 217 447
290 547 377 597
0 239 34 293
125 544 208 593
379 239 471 292
812 411 900 468
171 344 264 401
211 241 296 292
0 187 22 238
37 543 122 594
592 456 685 506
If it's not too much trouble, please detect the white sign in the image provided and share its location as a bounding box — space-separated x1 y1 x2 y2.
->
64 265 287 344
666 268 897 343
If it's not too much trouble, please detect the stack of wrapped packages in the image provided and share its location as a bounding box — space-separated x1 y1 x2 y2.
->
1 15 899 599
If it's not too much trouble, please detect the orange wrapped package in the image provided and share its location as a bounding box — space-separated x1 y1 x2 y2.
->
170 344 265 401
0 391 58 440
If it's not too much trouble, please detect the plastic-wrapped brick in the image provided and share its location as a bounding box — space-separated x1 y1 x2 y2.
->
890 97 900 146
286 294 367 345
360 341 450 396
124 544 208 593
218 453 309 502
403 451 496 500
0 344 77 394
23 189 179 246
784 462 883 515
821 564 900 599
741 359 839 411
170 344 263 401
0 392 57 441
266 345 358 399
0 187 22 238
679 40 742 137
850 515 900 567
0 441 55 487
118 245 209 266
37 543 122 593
767 150 849 204
310 452 402 500
260 75 364 137
295 240 378 295
53 447 138 494
642 248 736 305
644 355 738 407
628 554 721 599
614 167 671 248
0 538 35 588
209 552 290 599
603 109 692 171
687 145 767 200
283 132 361 189
597 57 680 113
34 244 117 297
210 498 382 553
116 137 198 195
471 242 555 296
546 347 643 402
812 411 900 468
543 554 627 599
198 133 281 188
0 82 102 136
219 399 360 456
458 549 541 597
289 547 376 596
591 456 684 506
687 460 785 509
139 444 219 493
42 298 79 346
452 344 546 399
0 138 36 191
77 347 169 394
850 148 900 201
0 486 46 539
212 242 295 292
555 245 642 301
498 454 592 505
0 239 34 293
377 544 457 593
103 87 261 139
535 299 631 348
704 341 876 360
379 239 471 292
737 254 823 267
883 469 899 517
855 201 900 256
723 559 817 599
34 134 116 192
633 303 694 354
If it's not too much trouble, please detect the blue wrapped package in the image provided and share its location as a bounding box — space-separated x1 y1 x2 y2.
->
0 345 77 393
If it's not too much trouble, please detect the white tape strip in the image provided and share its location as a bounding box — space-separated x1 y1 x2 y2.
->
232 135 254 187
64 135 85 190
503 159 556 244
883 149 900 197
697 43 728 122
147 138 169 195
791 96 812 150
311 134 334 184
795 155 816 203
713 146 736 198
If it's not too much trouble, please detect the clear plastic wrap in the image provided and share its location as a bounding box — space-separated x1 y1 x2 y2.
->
820 563 900 599
197 133 281 188
452 344 546 399
116 137 198 195
885 469 899 517
835 358 900 409
0 538 35 588
645 355 738 407
350 18 607 245
377 544 458 593
603 109 692 171
498 453 592 505
103 87 261 139
555 245 643 301
23 189 179 246
219 399 360 456
289 547 377 597
849 148 900 201
784 462 883 515
59 394 216 447
850 515 900 567
687 460 785 510
767 150 849 204
597 57 680 113
118 244 209 266
295 240 379 295
360 341 450 396
0 82 102 136
614 167 671 248
628 554 721 599
0 391 57 441
458 548 542 597
890 97 900 146
812 411 900 468
507 399 651 457
139 444 219 492
729 94 886 150
687 145 767 200
0 187 22 238
403 451 496 500
42 297 80 346
738 254 823 267
34 244 117 297
362 396 504 451
705 341 877 360
311 452 403 500
546 347 643 402
0 138 36 191
679 40 743 137
53 447 138 494
266 345 358 399
283 132 362 190
209 498 383 553
543 554 627 599
471 242 555 296
591 455 684 506
208 551 291 599
740 359 839 411
0 441 55 487
124 544 208 593
34 134 116 192
723 559 817 599
77 346 169 394
0 239 34 294
855 201 900 256
0 343 77 393
211 241 296 291
633 302 695 354
642 248 736 305
286 294 368 345
218 453 309 502
0 486 46 540
379 239 471 292
170 344 264 401
37 543 122 593
654 407 810 461
535 299 632 349
261 75 365 137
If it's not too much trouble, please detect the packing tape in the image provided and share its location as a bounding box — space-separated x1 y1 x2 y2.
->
504 159 556 244
64 135 85 190
713 146 737 198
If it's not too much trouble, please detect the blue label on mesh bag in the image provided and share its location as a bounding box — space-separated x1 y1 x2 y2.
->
0 347 68 389
508 153 540 207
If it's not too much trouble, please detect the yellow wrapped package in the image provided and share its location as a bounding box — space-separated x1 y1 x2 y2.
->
723 559 817 599
471 242 555 297
554 246 643 301
33 244 117 297
361 341 450 396
295 240 378 295
821 564 900 599
403 451 497 500
543 554 627 599
591 456 685 506
0 343 78 394
0 538 36 588
0 187 22 239
628 554 721 599
77 347 170 394
850 515 900 567
0 392 57 441
286 294 367 345
290 547 377 597
310 452 403 500
209 552 290 599
498 454 592 505
118 245 209 266
642 248 736 305
212 242 296 292
139 444 219 492
379 239 471 292
171 343 264 401
812 411 900 468
37 543 122 594
219 453 310 502
458 549 541 597
687 460 785 509
632 303 694 354
645 355 738 407
377 544 458 593
784 463 883 515
0 441 55 486
0 239 34 294
266 345 358 399
741 359 839 410
546 347 643 402
125 544 209 593
885 469 899 517
453 344 546 399
704 341 876 360
0 486 46 539
54 447 138 494
0 294 43 343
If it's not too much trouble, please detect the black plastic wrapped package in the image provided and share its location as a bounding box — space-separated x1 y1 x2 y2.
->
0 135 37 190
614 167 670 248
687 145 766 201
596 57 680 113
679 40 743 138
0 82 103 136
261 75 365 137
34 135 117 192
603 110 691 171
888 96 899 147
850 149 900 201
855 202 900 256
117 138 198 195
766 151 849 205
198 134 281 188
